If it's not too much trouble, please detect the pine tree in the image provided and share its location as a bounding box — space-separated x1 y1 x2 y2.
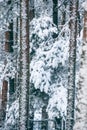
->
73 1 87 130
0 0 14 126
66 0 78 130
19 0 30 129
0 81 8 126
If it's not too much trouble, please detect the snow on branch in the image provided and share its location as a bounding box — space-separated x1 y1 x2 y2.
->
82 1 87 11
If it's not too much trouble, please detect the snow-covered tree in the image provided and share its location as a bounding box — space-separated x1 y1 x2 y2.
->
66 0 78 130
30 15 69 121
19 0 30 130
0 0 86 130
74 1 87 130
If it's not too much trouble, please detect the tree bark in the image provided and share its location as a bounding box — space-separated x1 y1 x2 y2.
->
5 21 13 53
73 7 87 130
19 0 30 129
0 0 14 126
5 0 15 100
5 21 15 101
0 80 8 126
66 0 78 130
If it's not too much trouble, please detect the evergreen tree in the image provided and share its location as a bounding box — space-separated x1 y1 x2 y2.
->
74 1 87 130
19 0 30 130
66 0 78 130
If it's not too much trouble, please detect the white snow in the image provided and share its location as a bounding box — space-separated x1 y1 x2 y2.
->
30 15 69 119
82 1 87 11
5 99 19 126
47 86 67 119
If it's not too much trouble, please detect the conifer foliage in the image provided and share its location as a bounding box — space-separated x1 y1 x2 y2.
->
0 0 87 130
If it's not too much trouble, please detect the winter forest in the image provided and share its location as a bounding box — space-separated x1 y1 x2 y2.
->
0 0 87 130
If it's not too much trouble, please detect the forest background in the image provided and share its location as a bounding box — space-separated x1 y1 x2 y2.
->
0 0 87 130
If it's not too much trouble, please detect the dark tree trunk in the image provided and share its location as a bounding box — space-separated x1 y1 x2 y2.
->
0 80 8 126
5 0 15 100
41 106 48 130
5 21 13 53
5 21 15 99
0 0 14 126
77 0 81 36
9 78 15 95
52 0 58 27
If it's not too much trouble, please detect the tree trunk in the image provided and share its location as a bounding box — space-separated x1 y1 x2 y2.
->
52 0 58 27
29 1 35 129
73 6 87 130
41 106 48 130
61 1 67 26
66 0 78 130
19 0 30 129
0 0 14 126
5 21 15 99
0 80 8 126
77 0 81 36
5 21 13 53
5 0 15 100
41 94 49 130
61 1 67 37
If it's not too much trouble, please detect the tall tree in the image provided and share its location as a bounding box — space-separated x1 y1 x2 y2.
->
66 0 78 130
29 1 35 129
19 0 30 130
73 1 87 130
5 0 15 98
0 0 14 126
